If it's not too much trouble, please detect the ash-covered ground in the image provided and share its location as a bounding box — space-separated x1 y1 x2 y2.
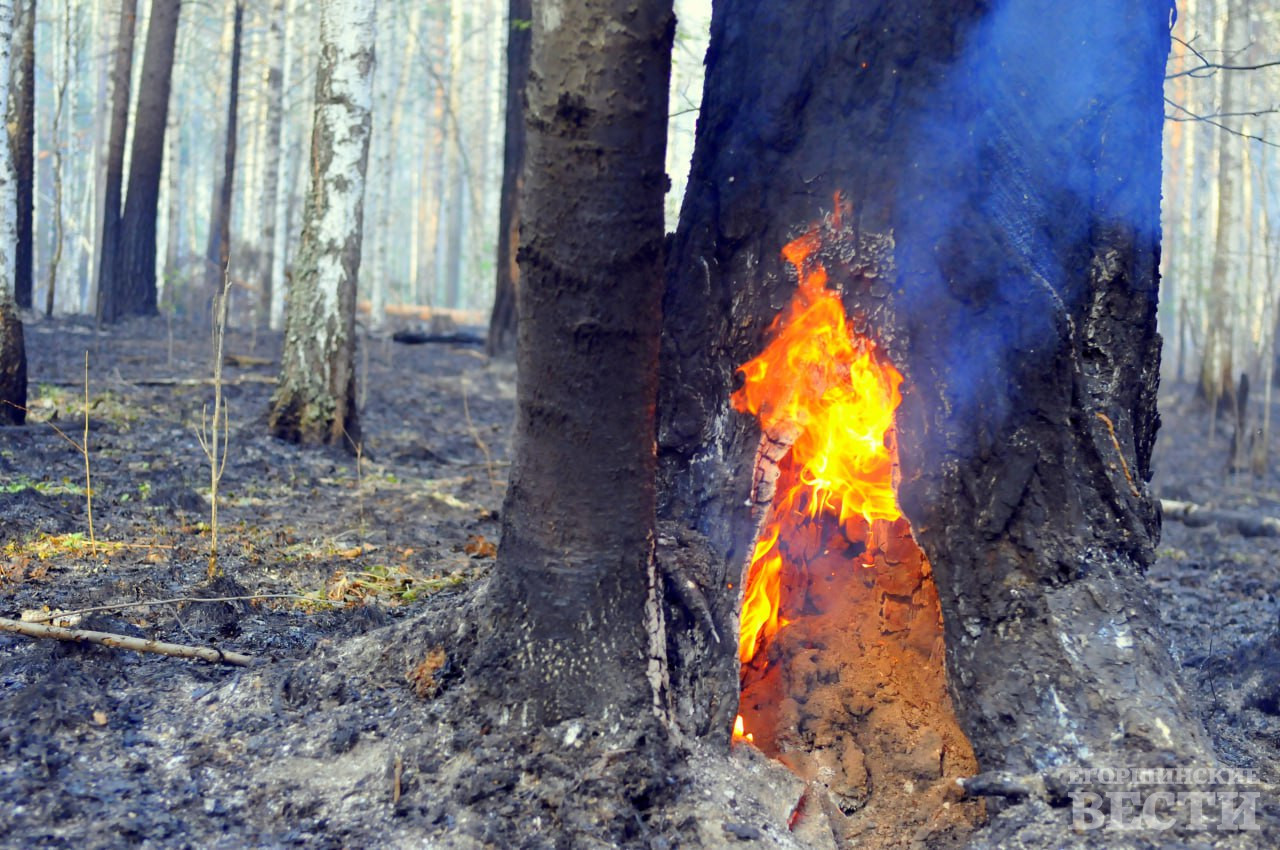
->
0 313 1276 849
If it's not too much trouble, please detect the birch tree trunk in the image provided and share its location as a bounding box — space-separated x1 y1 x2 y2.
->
0 0 26 425
268 0 375 450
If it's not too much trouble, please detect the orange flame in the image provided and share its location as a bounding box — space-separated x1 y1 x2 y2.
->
732 228 904 669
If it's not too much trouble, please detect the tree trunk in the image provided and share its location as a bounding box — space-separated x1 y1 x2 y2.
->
267 0 374 450
255 0 284 327
475 0 674 728
440 2 465 309
93 0 135 323
485 0 529 359
44 0 71 317
7 0 31 309
1200 0 1245 408
658 0 1211 775
160 14 186 311
205 1 244 311
267 0 298 332
0 0 24 425
102 0 179 322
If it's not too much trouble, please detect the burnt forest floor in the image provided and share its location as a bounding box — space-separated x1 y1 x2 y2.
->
0 312 1277 850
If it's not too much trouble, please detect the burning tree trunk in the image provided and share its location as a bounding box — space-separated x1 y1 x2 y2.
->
475 0 674 727
660 0 1209 812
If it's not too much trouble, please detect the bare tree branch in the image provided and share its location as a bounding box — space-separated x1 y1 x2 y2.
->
1164 97 1280 149
1165 105 1280 122
1167 35 1280 80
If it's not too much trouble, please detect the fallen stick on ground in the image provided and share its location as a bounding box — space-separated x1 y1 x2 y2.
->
0 617 252 666
38 375 276 388
1159 498 1280 538
21 593 311 624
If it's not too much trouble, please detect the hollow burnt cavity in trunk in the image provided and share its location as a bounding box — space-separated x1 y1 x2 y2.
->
727 211 981 842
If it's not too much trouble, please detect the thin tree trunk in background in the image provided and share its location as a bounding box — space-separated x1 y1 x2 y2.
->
45 0 72 317
0 0 26 425
238 12 263 246
464 6 496 309
269 0 374 450
157 0 188 310
1258 171 1275 476
266 0 295 332
1201 0 1244 411
364 2 392 327
485 0 530 357
368 4 416 324
477 0 674 727
105 0 178 322
93 0 135 322
441 2 464 308
258 0 285 327
161 77 181 303
205 1 244 315
8 0 31 309
86 0 112 312
200 5 233 318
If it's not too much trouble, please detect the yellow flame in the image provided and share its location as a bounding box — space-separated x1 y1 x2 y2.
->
732 228 904 666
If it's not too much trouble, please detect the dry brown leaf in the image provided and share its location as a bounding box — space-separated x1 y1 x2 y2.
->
464 535 497 559
405 647 449 698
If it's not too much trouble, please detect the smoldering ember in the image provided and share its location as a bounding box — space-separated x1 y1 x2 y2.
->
1 1 1279 849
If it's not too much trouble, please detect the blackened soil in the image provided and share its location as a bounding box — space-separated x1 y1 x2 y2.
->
1149 385 1280 782
0 314 1277 849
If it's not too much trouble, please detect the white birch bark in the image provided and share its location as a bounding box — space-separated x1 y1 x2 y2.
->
269 0 375 446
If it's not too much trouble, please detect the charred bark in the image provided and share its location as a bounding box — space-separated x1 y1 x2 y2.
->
485 0 530 360
475 0 675 728
659 0 1211 774
103 0 179 322
8 0 31 309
